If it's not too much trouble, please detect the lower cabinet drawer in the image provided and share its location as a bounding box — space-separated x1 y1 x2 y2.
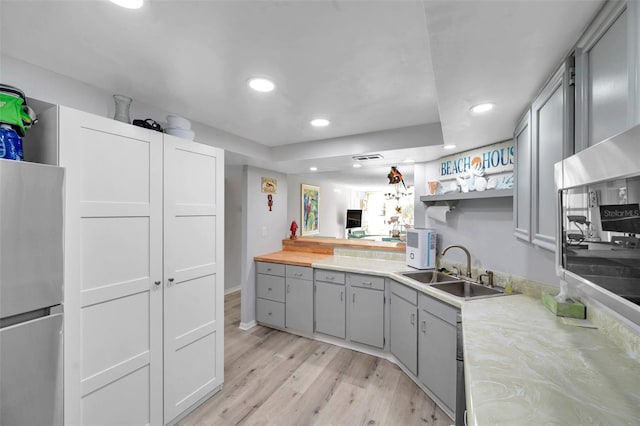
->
256 273 285 302
256 298 285 328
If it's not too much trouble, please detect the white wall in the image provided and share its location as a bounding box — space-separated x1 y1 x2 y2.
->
286 175 363 239
1 55 271 160
224 165 244 292
415 162 558 286
240 166 289 326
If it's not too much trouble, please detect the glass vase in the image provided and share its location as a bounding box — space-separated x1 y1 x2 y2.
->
113 94 132 123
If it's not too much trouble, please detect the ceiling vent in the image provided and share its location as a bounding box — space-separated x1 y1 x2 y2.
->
352 154 384 161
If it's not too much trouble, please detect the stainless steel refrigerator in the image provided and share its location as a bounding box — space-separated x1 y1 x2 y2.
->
0 159 64 426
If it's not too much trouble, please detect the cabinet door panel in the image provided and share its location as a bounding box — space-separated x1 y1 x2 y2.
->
588 9 627 147
349 287 384 348
59 108 163 426
314 282 345 339
285 278 313 333
390 293 417 375
514 111 531 241
531 62 571 251
163 135 224 423
418 308 457 414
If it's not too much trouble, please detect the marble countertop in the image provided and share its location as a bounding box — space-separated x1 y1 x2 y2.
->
255 253 640 423
312 255 466 308
463 295 640 425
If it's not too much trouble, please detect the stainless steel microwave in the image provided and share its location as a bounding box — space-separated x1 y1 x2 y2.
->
555 124 640 326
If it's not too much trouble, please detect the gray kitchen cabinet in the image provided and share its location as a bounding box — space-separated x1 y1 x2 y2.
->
514 55 573 249
389 281 418 375
513 110 532 242
314 270 346 339
530 59 573 251
285 265 313 333
256 262 285 328
575 2 629 151
347 273 385 348
418 293 458 415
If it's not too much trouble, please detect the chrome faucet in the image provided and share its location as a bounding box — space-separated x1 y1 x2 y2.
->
478 270 494 287
442 245 472 278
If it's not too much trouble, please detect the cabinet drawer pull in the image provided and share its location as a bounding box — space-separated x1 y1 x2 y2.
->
168 278 174 283
267 268 272 272
362 281 372 286
340 291 343 302
421 320 427 333
352 293 356 304
268 287 272 291
287 284 290 294
154 280 161 286
327 276 335 281
294 273 303 277
410 313 415 325
268 312 272 316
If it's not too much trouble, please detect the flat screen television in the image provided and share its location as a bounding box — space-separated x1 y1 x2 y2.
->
346 209 362 229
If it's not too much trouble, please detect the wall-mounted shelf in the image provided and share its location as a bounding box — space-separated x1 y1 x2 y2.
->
420 189 513 207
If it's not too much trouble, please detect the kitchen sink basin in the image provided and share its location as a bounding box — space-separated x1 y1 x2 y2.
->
401 271 460 284
431 281 504 298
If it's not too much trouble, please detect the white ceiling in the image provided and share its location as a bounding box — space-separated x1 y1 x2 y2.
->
0 0 604 190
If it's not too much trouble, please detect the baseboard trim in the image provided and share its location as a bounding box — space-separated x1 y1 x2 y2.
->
166 383 223 426
239 320 256 330
224 285 241 295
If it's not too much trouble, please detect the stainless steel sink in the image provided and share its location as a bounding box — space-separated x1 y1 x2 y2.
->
431 281 504 298
401 271 460 284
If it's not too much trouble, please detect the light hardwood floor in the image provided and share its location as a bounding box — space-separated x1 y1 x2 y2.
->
179 291 452 426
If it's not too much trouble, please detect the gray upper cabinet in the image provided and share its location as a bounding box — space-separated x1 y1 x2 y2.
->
530 60 574 251
575 2 629 151
514 110 532 241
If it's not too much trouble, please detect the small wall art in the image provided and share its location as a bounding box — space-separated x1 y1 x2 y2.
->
301 184 319 236
261 177 277 193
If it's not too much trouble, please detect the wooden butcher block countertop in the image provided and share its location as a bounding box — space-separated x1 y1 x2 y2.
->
282 236 406 252
254 250 331 267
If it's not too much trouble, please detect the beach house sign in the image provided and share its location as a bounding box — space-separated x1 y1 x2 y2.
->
439 140 514 179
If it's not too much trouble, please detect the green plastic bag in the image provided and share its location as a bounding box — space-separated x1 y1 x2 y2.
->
0 93 28 136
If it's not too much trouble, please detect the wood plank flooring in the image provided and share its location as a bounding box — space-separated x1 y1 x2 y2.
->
179 291 452 426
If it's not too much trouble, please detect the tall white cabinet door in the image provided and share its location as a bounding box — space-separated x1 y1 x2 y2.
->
163 135 225 423
59 107 163 426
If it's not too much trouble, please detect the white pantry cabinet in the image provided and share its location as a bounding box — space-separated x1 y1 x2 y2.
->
55 106 224 425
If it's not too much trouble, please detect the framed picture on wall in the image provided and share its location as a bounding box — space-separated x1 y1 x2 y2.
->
301 184 320 236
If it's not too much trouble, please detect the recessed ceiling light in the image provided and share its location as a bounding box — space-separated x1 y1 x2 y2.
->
403 159 415 163
443 144 457 150
352 163 362 168
248 77 275 93
310 118 330 127
470 103 494 113
309 166 318 171
109 0 143 8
